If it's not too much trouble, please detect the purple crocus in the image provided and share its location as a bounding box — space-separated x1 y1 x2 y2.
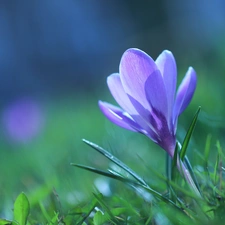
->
99 48 197 157
2 98 44 144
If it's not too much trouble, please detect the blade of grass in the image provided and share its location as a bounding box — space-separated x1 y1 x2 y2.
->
203 134 212 181
82 139 201 200
72 163 183 211
169 143 186 204
93 193 118 224
82 139 147 186
108 168 182 208
171 142 180 182
213 147 221 186
178 156 201 197
136 156 201 201
216 141 223 191
73 163 180 207
180 106 201 161
71 163 142 186
73 196 98 225
39 202 51 222
216 140 225 160
184 156 201 193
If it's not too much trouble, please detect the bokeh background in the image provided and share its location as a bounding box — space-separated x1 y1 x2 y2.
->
1 0 225 217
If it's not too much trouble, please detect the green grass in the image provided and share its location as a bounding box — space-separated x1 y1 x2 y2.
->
0 64 225 225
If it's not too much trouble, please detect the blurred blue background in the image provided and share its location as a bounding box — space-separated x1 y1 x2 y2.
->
1 0 225 100
1 0 225 217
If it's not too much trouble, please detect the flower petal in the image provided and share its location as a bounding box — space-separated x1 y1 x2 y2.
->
127 95 159 142
173 67 197 121
107 73 137 114
155 50 177 114
98 101 143 132
144 70 168 118
119 48 158 110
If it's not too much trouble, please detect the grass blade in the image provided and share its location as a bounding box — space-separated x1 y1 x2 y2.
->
180 106 201 161
71 163 182 211
82 139 147 186
93 193 118 224
75 197 98 225
71 163 143 186
184 156 201 193
213 147 221 186
168 142 180 201
171 142 180 182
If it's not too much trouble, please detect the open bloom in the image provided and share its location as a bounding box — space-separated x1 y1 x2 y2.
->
99 48 197 157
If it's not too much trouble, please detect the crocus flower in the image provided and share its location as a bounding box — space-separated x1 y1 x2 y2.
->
99 48 197 157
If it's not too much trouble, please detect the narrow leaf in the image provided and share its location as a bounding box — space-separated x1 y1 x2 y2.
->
93 193 118 223
47 212 59 225
180 106 201 161
179 158 201 197
134 155 201 201
216 140 225 160
213 147 221 185
75 196 98 225
72 163 181 210
39 202 51 222
171 142 180 182
169 142 181 201
184 156 201 193
71 164 142 186
12 192 30 225
82 139 147 186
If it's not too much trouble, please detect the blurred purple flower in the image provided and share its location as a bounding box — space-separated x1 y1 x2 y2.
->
99 48 197 156
2 98 44 144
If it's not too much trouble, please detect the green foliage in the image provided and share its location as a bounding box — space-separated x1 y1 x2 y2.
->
0 193 30 225
70 138 225 224
1 96 225 224
12 193 30 225
180 106 201 161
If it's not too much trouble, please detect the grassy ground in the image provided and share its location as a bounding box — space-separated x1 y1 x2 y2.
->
1 62 225 224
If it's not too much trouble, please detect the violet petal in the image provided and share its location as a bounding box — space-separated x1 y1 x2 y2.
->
98 101 143 132
128 95 159 142
119 48 158 110
155 50 177 116
144 70 168 119
107 73 137 114
173 67 197 121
